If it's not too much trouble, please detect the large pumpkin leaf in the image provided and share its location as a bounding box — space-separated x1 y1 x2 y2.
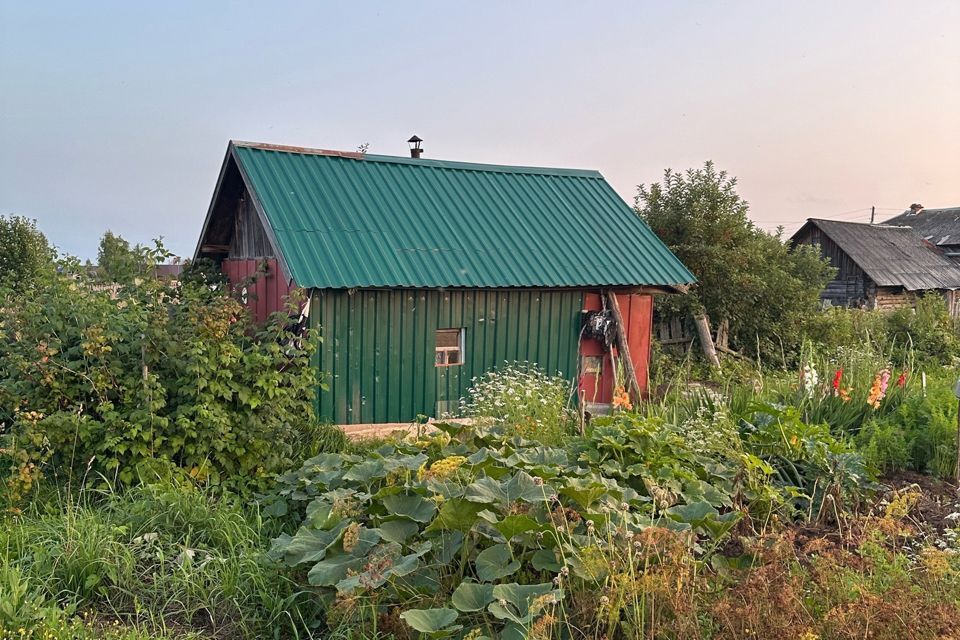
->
274 520 348 566
504 446 568 470
701 511 742 539
665 500 715 524
463 477 507 506
500 622 528 640
307 553 365 586
305 498 334 527
665 500 740 539
382 494 437 523
488 583 557 623
426 498 485 532
493 514 543 541
464 471 554 508
475 543 520 582
385 452 429 472
559 477 618 509
400 608 458 633
436 531 465 563
531 548 561 572
451 582 495 612
376 519 420 544
342 459 388 483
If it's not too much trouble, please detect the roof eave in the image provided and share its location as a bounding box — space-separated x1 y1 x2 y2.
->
192 144 235 262
227 142 298 289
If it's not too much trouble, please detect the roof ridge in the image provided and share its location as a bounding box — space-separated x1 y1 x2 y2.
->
231 140 365 159
809 218 908 230
229 140 602 178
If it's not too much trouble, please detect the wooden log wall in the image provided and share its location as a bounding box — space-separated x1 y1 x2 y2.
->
228 191 274 259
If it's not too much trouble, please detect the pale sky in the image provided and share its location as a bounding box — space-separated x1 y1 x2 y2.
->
2 1 958 260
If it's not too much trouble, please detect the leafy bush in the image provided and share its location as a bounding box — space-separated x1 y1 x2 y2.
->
0 252 320 498
886 293 960 365
0 215 54 295
857 377 958 478
857 418 911 475
636 161 834 365
266 418 762 638
778 297 959 369
741 403 873 520
265 402 885 639
461 361 574 444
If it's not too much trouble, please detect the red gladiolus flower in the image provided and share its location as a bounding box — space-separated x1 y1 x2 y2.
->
897 371 907 388
832 369 843 393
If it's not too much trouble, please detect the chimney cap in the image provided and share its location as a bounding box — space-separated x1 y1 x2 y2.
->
408 135 423 158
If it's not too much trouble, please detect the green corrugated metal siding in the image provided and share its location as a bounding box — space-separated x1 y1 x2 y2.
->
311 288 584 424
232 142 695 289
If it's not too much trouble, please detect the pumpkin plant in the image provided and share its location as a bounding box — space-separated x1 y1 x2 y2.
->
267 420 747 638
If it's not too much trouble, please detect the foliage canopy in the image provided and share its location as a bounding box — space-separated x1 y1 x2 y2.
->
0 246 320 497
636 162 834 363
0 215 54 294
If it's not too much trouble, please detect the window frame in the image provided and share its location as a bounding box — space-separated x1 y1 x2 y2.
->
435 328 465 367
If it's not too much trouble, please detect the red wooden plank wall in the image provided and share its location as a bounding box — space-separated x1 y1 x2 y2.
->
221 258 295 324
579 292 654 404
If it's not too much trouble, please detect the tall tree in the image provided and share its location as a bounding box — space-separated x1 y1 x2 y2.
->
0 215 54 294
97 230 141 283
636 162 834 364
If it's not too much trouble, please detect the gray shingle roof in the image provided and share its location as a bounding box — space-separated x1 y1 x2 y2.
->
884 207 960 248
798 219 960 290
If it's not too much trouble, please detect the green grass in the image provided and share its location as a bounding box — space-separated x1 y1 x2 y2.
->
0 481 323 639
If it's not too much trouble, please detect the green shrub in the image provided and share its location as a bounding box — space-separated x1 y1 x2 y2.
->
294 420 350 459
740 403 873 519
802 297 959 368
862 377 958 478
0 252 320 497
266 418 760 638
886 293 960 364
461 361 574 444
857 419 911 475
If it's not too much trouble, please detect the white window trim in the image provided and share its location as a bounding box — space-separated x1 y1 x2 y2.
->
435 328 465 367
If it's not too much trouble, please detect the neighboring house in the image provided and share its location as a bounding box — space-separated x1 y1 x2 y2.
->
884 204 960 263
791 218 960 315
194 140 694 425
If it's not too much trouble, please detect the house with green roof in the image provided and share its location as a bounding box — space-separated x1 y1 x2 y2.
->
194 140 693 425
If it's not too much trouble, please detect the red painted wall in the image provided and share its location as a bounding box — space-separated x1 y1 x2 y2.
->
221 258 296 324
578 292 654 405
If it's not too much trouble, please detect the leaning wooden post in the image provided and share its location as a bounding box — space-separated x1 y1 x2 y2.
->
693 313 721 368
605 291 643 401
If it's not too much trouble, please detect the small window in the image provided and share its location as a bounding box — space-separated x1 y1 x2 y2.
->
435 328 464 367
582 355 603 375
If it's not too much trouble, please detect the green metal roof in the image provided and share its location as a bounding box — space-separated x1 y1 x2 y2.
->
230 141 694 289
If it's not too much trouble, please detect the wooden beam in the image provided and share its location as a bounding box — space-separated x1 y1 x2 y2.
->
605 291 643 400
607 284 690 296
693 313 721 368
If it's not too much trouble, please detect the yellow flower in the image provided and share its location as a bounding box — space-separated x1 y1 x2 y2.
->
921 547 953 579
418 455 467 481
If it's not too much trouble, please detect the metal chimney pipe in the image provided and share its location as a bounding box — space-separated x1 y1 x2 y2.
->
408 135 423 159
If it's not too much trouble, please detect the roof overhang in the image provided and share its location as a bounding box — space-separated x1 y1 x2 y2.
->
193 141 296 288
